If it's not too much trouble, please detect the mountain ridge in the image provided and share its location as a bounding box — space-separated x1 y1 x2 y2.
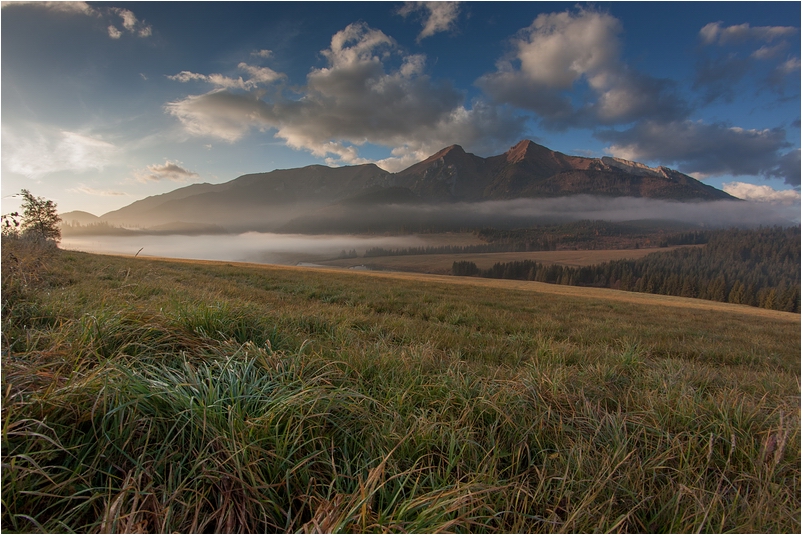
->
88 140 736 232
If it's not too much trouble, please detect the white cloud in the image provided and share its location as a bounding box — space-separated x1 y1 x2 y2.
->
237 63 284 84
168 63 285 91
73 184 128 197
165 91 269 142
778 57 801 74
2 127 117 178
515 9 621 89
114 8 137 30
1 1 97 15
700 22 797 45
397 2 461 41
109 7 151 38
597 120 793 182
166 22 525 169
750 43 788 60
251 49 273 58
722 182 800 204
135 160 200 183
477 7 686 128
694 21 799 103
5 2 154 39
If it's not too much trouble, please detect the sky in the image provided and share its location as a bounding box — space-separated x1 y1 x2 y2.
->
2 1 800 216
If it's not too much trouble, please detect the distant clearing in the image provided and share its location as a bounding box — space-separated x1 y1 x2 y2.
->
314 246 698 272
146 254 795 321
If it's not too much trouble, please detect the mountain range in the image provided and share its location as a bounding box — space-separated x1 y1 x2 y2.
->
63 140 736 233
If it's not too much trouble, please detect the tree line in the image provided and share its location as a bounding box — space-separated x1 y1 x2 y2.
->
453 226 800 312
364 221 711 257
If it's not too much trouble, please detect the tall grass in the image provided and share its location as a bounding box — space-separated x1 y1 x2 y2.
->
2 242 799 532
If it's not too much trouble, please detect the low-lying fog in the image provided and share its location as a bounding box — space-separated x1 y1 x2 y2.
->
62 197 799 265
60 233 429 265
358 196 800 229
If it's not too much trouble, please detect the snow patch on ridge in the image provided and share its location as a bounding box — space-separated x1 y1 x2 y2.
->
601 156 670 179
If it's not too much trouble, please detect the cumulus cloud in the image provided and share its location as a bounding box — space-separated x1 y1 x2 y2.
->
135 161 200 183
251 49 273 58
597 120 794 182
2 127 116 178
397 2 461 41
165 91 271 142
477 7 687 129
699 22 797 45
166 22 525 170
723 182 800 204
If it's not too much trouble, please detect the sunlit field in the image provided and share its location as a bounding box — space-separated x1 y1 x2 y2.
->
3 240 799 533
318 245 700 274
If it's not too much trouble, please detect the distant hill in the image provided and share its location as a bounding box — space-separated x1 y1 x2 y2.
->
96 141 736 233
60 210 101 226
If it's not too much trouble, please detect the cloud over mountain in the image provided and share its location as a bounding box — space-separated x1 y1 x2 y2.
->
166 21 525 171
597 120 797 184
477 7 688 129
723 181 801 203
135 161 200 183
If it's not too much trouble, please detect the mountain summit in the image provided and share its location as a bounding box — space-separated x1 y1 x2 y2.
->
388 140 732 203
96 141 735 231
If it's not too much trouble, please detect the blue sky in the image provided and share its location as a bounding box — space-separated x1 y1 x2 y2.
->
2 1 800 215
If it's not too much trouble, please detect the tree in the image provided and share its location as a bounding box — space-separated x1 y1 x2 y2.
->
9 190 62 243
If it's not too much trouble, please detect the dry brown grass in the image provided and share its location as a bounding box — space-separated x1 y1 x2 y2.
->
131 254 798 322
316 246 699 273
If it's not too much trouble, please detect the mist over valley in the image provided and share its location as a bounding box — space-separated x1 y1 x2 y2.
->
59 140 797 264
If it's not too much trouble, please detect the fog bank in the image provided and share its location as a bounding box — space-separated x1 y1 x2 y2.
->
61 196 799 265
61 233 429 265
375 197 800 228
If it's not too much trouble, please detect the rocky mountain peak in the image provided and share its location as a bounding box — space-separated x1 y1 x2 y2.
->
504 139 543 163
423 144 466 163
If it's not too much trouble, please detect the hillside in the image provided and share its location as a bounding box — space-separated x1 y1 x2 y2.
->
94 141 736 232
2 240 798 532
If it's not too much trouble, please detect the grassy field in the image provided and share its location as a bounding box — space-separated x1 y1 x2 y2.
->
2 239 800 533
317 246 702 274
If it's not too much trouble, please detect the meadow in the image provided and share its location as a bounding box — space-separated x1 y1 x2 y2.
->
317 246 696 274
2 238 800 533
